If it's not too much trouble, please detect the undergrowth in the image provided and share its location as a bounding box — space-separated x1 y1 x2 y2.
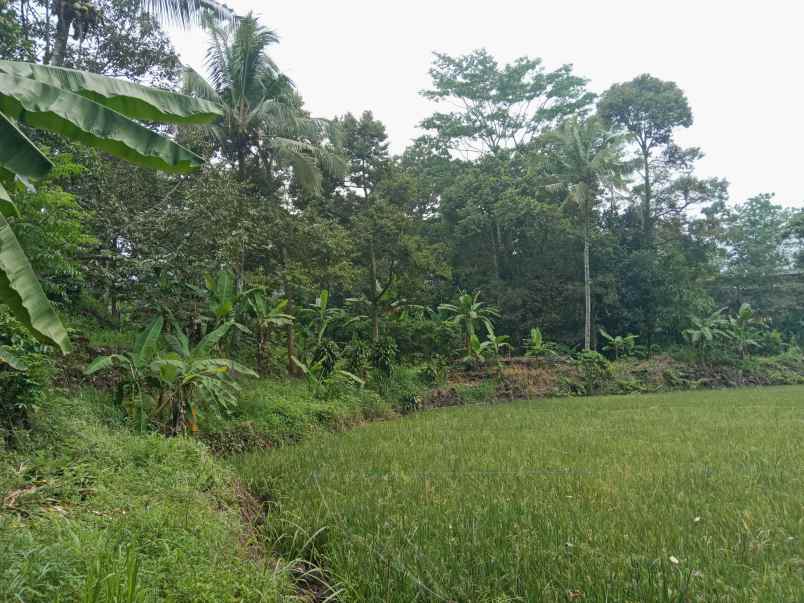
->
0 389 292 602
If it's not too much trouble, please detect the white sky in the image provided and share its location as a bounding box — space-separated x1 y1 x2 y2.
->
169 0 803 208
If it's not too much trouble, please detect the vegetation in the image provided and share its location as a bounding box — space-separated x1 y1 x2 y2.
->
0 390 291 602
240 386 804 602
0 1 802 600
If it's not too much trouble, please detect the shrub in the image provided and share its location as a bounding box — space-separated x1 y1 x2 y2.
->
418 355 448 386
370 337 398 377
0 310 48 439
576 350 612 396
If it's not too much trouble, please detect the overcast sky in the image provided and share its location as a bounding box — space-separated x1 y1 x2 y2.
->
169 0 803 208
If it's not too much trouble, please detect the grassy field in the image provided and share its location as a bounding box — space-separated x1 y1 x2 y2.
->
237 386 804 602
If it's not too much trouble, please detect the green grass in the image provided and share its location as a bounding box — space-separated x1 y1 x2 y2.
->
199 378 397 455
0 390 291 602
237 386 804 602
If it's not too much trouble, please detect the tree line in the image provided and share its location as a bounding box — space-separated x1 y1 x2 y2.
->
1 0 802 366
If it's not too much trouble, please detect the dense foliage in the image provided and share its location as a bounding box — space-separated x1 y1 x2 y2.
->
0 2 802 600
2 2 802 369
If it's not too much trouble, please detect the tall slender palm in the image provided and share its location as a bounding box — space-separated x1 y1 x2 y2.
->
548 116 626 350
50 0 235 66
182 14 346 192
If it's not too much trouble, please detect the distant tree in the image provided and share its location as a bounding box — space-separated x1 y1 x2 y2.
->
725 194 793 280
545 116 626 349
44 0 233 66
598 74 693 245
183 15 344 191
421 49 595 157
333 111 447 342
784 210 804 269
598 74 727 347
718 194 801 331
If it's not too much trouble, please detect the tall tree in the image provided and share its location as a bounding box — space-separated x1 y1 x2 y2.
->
545 117 626 349
598 74 692 246
183 14 344 191
334 111 447 342
43 0 233 66
421 49 595 157
598 74 728 346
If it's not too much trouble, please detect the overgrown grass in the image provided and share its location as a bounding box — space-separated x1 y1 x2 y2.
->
0 389 291 602
237 386 804 602
199 377 400 455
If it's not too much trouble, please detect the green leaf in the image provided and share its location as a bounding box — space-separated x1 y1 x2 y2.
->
0 213 70 353
0 61 222 125
167 323 191 357
192 358 259 378
0 181 19 218
337 369 365 386
194 321 231 357
134 316 164 367
0 110 54 180
84 355 124 375
0 73 204 174
0 345 27 370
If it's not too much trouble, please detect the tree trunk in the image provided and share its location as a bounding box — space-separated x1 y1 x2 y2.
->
369 237 380 343
489 221 501 282
286 322 297 376
584 232 592 351
51 1 71 66
641 148 653 248
280 245 299 377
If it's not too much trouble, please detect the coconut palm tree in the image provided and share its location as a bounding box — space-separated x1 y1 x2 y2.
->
49 0 235 66
182 14 346 192
547 116 626 350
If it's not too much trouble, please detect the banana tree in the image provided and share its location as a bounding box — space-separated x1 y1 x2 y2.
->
728 303 762 359
682 308 731 363
438 291 500 358
155 322 258 433
84 315 167 427
598 328 638 360
524 327 559 358
248 292 293 372
0 60 222 353
189 269 259 336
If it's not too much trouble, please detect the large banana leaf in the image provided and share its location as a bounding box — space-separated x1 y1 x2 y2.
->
0 213 70 353
0 61 222 125
0 182 19 219
0 110 53 180
0 73 204 173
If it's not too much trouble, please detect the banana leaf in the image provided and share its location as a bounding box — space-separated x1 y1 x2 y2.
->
0 73 204 173
0 61 222 125
0 109 53 180
0 181 19 219
0 213 70 353
0 345 27 370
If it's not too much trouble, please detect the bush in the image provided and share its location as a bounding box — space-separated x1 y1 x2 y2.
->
418 355 448 386
576 351 612 396
0 391 291 601
0 310 49 439
370 337 398 377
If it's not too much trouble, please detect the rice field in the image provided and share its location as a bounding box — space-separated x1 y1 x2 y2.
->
237 386 804 602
